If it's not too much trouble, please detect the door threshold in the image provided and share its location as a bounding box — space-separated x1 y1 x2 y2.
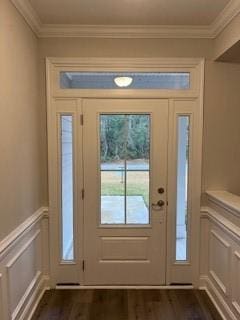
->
56 284 194 290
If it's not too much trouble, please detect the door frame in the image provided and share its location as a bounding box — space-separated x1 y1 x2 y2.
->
46 57 205 287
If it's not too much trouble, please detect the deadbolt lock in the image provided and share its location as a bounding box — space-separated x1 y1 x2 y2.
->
158 187 165 194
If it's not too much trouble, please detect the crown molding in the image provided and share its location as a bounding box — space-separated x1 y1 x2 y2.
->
210 0 240 37
11 0 240 39
39 24 212 39
11 0 42 34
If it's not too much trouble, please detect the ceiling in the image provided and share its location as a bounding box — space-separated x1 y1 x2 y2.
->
29 0 229 26
11 0 240 38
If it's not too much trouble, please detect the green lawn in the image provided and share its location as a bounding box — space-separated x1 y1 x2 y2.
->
101 171 149 206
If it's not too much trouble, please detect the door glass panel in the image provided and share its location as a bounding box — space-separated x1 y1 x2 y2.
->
101 171 125 224
176 116 190 261
100 114 150 225
60 115 74 261
60 72 190 90
126 171 149 224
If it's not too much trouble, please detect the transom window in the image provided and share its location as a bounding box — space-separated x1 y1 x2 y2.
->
60 72 190 90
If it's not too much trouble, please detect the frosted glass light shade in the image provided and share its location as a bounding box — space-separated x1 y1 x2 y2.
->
114 76 133 87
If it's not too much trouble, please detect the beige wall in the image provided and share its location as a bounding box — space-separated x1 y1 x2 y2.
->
203 62 240 194
0 0 45 240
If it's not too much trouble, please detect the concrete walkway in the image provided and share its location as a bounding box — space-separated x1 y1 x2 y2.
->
101 195 149 224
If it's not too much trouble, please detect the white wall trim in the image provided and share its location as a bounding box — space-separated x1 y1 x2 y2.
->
200 276 238 320
210 0 240 37
14 275 50 320
47 57 204 286
206 190 240 218
38 24 212 39
232 251 240 316
11 271 41 320
6 229 41 269
0 208 49 320
11 0 42 35
209 230 231 296
200 204 240 320
201 206 240 243
23 276 50 320
0 207 48 261
0 274 3 320
11 0 240 39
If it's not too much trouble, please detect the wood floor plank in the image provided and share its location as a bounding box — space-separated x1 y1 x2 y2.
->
169 289 208 320
31 289 223 320
195 290 223 320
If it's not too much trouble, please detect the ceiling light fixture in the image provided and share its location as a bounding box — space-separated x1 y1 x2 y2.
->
114 76 133 88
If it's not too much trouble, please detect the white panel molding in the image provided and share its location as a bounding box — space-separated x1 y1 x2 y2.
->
200 276 238 320
6 229 42 319
11 0 240 39
6 229 40 270
0 207 49 320
200 205 240 320
0 207 48 261
232 251 240 315
11 271 41 320
23 275 50 320
0 274 3 320
9 273 50 320
209 230 231 295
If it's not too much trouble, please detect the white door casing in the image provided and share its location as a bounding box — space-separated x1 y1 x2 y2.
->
46 58 204 287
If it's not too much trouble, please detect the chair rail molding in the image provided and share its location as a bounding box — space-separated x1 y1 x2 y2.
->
206 190 240 218
0 207 48 260
0 207 49 320
11 0 240 39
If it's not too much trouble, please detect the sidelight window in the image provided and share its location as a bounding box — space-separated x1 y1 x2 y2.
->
176 116 190 261
60 115 74 261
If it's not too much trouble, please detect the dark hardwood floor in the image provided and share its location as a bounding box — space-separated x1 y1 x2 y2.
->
31 289 222 320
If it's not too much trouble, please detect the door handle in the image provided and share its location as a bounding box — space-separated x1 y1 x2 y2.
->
151 200 165 210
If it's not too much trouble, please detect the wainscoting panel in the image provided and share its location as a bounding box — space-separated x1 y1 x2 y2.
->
200 195 240 320
6 229 41 319
209 229 231 296
0 207 49 320
0 274 3 320
232 251 240 316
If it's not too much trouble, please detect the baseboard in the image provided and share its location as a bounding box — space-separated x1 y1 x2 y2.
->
199 276 238 320
23 276 50 320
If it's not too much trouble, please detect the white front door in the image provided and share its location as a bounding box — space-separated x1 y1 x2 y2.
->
83 99 168 285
